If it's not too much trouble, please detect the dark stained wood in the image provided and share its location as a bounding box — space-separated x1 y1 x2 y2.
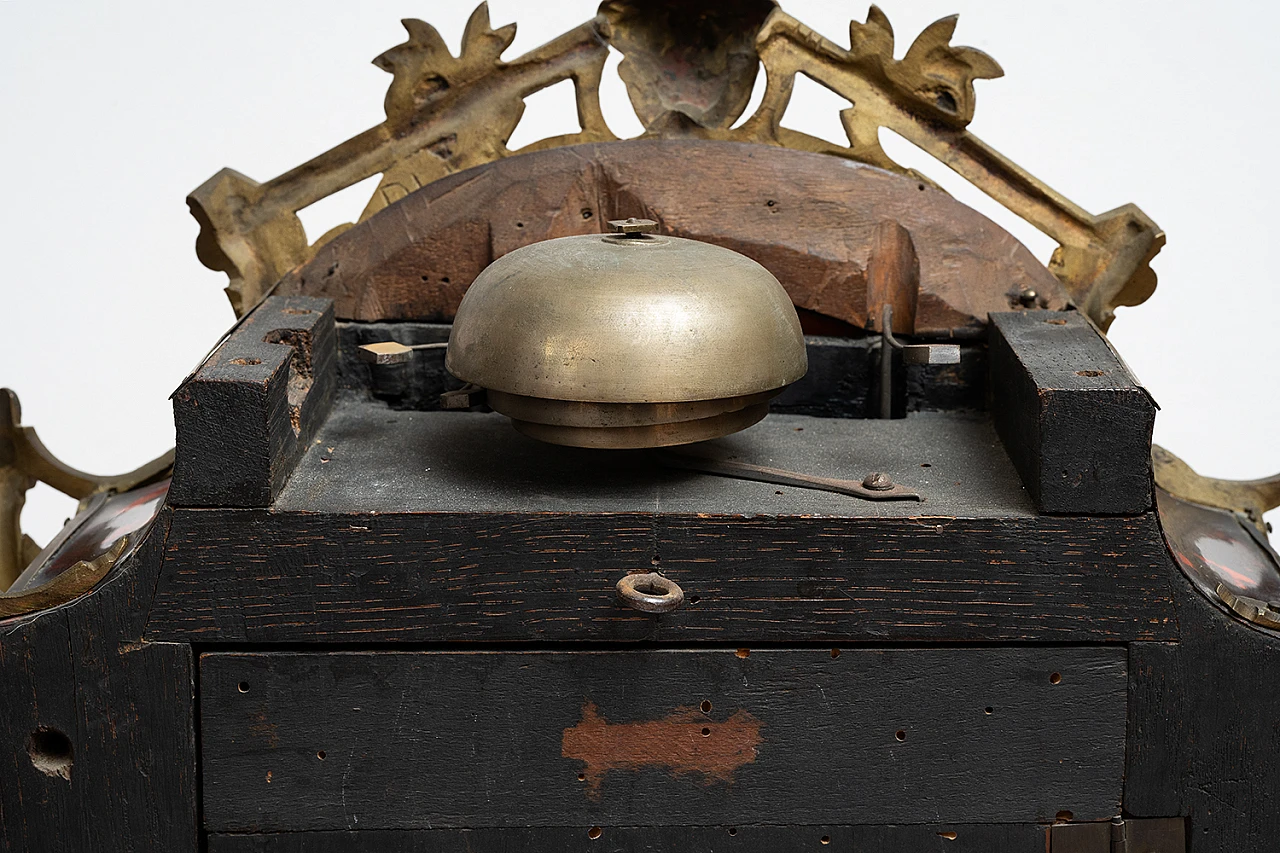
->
1125 493 1280 850
208 823 1046 852
170 295 335 508
988 311 1156 515
276 140 1066 336
0 508 198 852
335 322 986 417
199 648 1125 832
143 505 1177 645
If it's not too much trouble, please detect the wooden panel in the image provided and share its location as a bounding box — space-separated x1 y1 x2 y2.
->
335 322 987 418
208 823 1047 852
0 509 198 852
170 295 335 507
989 311 1155 515
277 139 1066 336
145 508 1176 643
199 648 1126 832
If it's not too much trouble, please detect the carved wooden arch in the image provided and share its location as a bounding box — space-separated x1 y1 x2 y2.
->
189 0 1162 331
276 139 1067 338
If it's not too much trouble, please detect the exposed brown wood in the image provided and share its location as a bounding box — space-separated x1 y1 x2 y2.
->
277 140 1066 337
865 219 920 333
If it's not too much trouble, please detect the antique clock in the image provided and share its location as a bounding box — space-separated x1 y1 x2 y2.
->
2 3 1278 852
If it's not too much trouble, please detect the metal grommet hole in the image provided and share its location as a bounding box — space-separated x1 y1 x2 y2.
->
237 681 250 693
1050 672 1062 685
588 826 602 840
895 729 907 742
700 700 712 714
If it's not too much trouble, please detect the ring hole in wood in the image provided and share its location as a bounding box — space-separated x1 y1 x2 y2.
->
895 729 907 742
700 700 713 713
1050 672 1062 684
588 826 602 840
27 727 73 781
237 681 250 693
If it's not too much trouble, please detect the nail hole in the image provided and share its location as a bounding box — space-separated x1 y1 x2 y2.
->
588 826 602 840
578 772 586 782
938 830 958 840
895 730 907 742
516 221 524 228
229 358 261 366
421 274 430 281
701 727 711 737
1050 672 1062 684
821 836 831 845
917 183 926 191
27 728 73 781
689 595 700 604
766 199 776 207
736 648 750 659
582 209 593 219
830 648 840 659
700 700 713 714
728 827 738 836
775 490 783 495
984 707 994 715
1056 811 1073 822
442 276 451 284
317 750 326 760
237 681 250 693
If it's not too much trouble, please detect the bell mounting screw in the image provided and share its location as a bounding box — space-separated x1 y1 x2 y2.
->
607 217 659 237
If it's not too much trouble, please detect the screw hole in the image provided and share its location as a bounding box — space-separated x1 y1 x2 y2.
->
984 707 994 715
689 595 700 604
830 648 841 659
578 772 586 782
442 276 450 284
700 700 713 714
317 750 326 760
1050 672 1062 685
895 729 907 742
821 836 831 845
766 199 776 207
701 727 711 737
516 221 524 229
27 728 73 780
237 681 250 693
728 827 737 836
588 826 602 840
917 183 925 191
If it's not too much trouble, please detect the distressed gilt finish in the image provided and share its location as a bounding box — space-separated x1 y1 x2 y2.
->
188 1 1162 331
1152 444 1280 534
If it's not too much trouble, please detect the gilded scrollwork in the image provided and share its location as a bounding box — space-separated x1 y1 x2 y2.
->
189 1 1162 331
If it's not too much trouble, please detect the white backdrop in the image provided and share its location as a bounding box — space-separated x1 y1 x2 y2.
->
1 1 1277 542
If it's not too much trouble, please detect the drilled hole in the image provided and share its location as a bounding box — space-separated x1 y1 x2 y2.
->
917 183 926 191
895 730 907 742
1056 810 1073 822
689 595 700 604
766 199 776 207
736 648 750 659
317 750 326 760
442 276 450 284
237 681 250 693
229 358 261 366
820 836 831 845
830 648 841 659
1050 672 1062 685
27 728 73 781
701 727 711 737
984 707 994 715
582 208 593 219
700 700 713 714
588 826 602 840
728 827 737 836
516 221 525 229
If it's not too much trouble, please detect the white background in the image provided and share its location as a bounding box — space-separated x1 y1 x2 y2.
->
1 1 1276 542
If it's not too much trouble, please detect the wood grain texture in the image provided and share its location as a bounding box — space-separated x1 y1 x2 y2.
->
989 311 1155 515
0 508 198 852
276 140 1066 337
199 648 1125 832
336 323 987 418
208 823 1047 852
170 296 335 508
144 507 1176 644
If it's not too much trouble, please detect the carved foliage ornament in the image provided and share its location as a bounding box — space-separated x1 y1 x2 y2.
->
188 0 1163 331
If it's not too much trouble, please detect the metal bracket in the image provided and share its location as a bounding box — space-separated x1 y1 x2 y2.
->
1049 817 1185 853
878 304 961 418
653 449 922 502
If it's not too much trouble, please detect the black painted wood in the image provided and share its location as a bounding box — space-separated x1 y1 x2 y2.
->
199 648 1125 832
144 509 1176 643
0 509 198 852
1125 494 1280 850
335 322 986 418
170 295 336 507
208 823 1046 852
988 311 1155 515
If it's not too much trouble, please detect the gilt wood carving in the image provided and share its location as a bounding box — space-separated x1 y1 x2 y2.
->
189 1 1162 331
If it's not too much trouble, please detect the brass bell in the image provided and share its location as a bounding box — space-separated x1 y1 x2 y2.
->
446 218 808 448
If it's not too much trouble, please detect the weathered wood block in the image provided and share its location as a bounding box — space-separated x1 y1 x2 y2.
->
989 311 1155 515
170 296 335 506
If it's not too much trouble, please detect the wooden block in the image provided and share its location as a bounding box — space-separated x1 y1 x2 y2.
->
170 296 336 507
989 311 1155 514
199 648 1126 832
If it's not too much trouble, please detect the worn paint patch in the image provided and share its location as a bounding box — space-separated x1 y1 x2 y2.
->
562 701 763 797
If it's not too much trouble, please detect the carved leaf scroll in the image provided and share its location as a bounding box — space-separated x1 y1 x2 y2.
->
189 0 1162 332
